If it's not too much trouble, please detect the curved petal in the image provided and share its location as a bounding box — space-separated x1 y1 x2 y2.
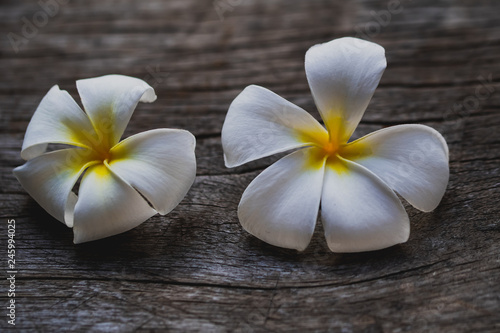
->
21 85 98 160
238 148 325 251
76 75 157 150
108 129 196 215
341 124 449 212
321 158 409 253
222 85 328 168
305 37 386 141
72 164 157 244
13 148 98 227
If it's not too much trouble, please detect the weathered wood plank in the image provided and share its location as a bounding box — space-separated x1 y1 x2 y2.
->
1 0 499 331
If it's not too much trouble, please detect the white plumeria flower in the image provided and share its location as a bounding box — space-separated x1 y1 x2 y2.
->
14 75 196 243
222 37 449 252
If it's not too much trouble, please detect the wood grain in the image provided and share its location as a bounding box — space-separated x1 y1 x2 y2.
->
1 0 499 331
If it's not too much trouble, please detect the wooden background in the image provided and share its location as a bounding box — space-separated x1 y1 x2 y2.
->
1 0 499 331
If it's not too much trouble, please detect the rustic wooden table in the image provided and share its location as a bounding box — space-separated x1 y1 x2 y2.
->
1 0 499 332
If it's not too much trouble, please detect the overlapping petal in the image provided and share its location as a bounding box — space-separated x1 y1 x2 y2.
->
13 148 98 227
72 164 157 244
108 129 196 215
76 75 157 150
20 85 98 160
305 37 386 141
222 85 328 167
238 148 325 251
321 158 410 253
341 124 449 212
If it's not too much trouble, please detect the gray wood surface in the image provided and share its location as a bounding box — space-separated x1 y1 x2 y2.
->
1 0 499 332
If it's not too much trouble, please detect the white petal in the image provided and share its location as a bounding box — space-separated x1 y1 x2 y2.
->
222 85 328 168
72 164 157 244
21 85 97 160
76 75 157 148
343 124 449 212
108 129 196 215
13 148 96 227
321 158 409 253
305 37 386 140
238 148 325 251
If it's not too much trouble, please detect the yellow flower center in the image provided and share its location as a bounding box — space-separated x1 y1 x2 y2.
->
70 116 118 167
298 116 371 173
322 141 339 156
96 149 112 164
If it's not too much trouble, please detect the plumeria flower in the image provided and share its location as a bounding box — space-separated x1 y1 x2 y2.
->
222 37 449 252
14 75 196 243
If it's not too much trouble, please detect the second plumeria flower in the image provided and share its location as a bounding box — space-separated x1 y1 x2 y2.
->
14 75 197 243
222 37 449 253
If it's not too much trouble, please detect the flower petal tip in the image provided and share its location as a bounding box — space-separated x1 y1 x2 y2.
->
223 154 236 169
